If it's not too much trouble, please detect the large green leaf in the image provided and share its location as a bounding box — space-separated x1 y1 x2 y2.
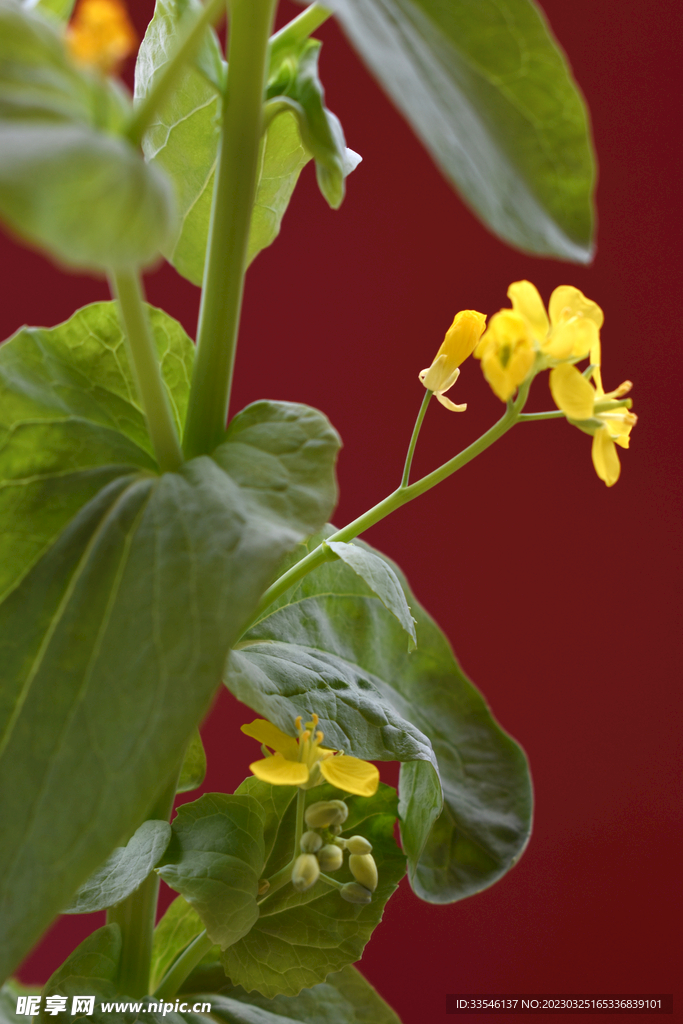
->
226 528 531 905
221 781 404 998
63 820 172 914
323 0 595 261
0 306 340 981
204 964 401 1024
158 795 266 949
0 2 175 270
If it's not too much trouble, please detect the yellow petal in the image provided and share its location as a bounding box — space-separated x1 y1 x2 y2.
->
320 755 380 797
436 393 467 412
591 426 621 486
507 281 549 341
545 316 599 361
549 364 595 420
67 0 138 75
420 355 454 393
548 286 604 330
241 719 300 760
436 309 487 369
249 753 309 786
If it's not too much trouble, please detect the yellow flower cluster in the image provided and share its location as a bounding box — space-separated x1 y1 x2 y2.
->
66 0 137 76
419 281 636 487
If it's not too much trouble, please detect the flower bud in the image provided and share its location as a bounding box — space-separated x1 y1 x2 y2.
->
344 835 372 855
329 824 343 836
317 844 344 872
305 800 348 828
291 853 320 892
349 853 378 892
300 830 323 853
340 881 372 905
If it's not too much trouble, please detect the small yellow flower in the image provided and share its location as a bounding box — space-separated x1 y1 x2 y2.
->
66 0 137 76
419 309 486 411
242 714 380 797
507 280 603 362
474 309 536 402
549 363 636 487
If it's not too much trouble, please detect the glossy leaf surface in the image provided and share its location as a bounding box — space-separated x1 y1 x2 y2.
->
324 0 595 260
227 529 531 904
0 306 340 980
0 2 174 270
64 820 172 914
158 795 266 950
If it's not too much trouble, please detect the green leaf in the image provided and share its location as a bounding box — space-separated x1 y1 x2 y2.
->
226 528 531 905
151 896 205 993
42 925 122 1009
63 820 172 914
324 0 595 261
177 729 208 794
325 540 416 649
222 782 405 998
206 964 401 1024
158 795 267 950
266 39 361 211
0 306 340 980
0 3 175 270
0 983 39 1024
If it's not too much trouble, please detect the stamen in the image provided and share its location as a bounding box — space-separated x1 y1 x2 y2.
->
294 716 303 734
315 730 324 745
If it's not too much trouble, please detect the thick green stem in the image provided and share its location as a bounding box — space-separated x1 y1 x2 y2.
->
401 390 432 487
153 931 214 1001
127 0 227 147
106 774 180 997
110 272 183 473
246 382 535 627
269 3 332 58
183 0 277 458
518 410 565 421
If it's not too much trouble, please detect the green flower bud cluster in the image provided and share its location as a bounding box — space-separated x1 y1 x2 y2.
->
290 799 379 903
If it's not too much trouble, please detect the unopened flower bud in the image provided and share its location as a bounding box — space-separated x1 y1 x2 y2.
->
300 830 323 853
330 824 343 836
349 853 378 892
340 881 372 905
345 835 372 855
317 844 344 872
292 853 320 892
305 800 348 828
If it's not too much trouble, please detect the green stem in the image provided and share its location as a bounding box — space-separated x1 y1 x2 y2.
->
110 272 183 473
106 774 180 997
318 872 344 890
518 410 565 421
295 787 306 852
246 382 534 627
153 931 214 1001
401 390 432 487
269 2 332 57
127 0 227 148
183 0 277 459
258 858 295 903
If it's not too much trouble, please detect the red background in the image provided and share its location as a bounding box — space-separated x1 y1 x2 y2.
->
2 0 681 1020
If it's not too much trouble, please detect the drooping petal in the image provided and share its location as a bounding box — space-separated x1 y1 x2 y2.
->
249 752 309 786
591 426 621 486
549 364 595 420
507 281 549 341
420 354 452 393
435 310 487 368
548 286 604 330
241 720 300 760
436 393 467 412
320 755 380 797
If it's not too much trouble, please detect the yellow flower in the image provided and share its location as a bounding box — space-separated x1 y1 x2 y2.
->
66 0 137 76
474 309 536 402
241 714 380 797
549 363 636 487
419 309 486 411
507 280 603 362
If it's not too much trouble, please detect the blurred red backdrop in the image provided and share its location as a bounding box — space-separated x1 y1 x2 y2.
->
2 0 680 1020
